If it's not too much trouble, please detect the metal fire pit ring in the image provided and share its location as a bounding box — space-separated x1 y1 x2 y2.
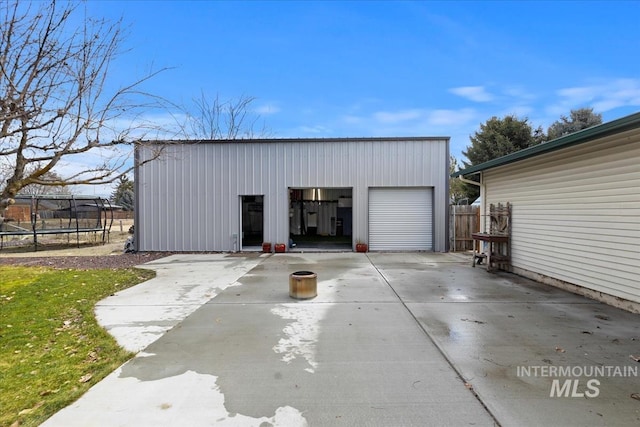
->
289 271 317 299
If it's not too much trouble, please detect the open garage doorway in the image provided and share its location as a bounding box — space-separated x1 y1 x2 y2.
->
289 188 352 250
240 195 263 249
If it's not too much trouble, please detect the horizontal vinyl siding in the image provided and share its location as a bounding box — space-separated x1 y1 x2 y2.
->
136 138 449 252
483 131 640 303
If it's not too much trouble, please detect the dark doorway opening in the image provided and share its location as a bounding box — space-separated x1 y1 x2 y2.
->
288 188 352 250
241 195 263 248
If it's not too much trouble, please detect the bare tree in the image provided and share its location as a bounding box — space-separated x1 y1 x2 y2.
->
186 92 271 140
1 0 166 211
19 171 70 196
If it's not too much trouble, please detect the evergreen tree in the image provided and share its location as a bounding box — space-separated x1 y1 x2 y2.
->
547 108 602 140
459 115 544 203
463 115 542 167
449 155 469 204
111 176 134 211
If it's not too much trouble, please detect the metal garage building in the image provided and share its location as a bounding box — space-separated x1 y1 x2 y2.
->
453 112 640 312
134 137 449 252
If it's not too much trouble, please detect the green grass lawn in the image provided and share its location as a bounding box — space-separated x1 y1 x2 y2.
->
0 266 155 427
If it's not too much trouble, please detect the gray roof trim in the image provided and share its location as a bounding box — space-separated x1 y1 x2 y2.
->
452 111 640 178
143 136 450 145
14 195 107 201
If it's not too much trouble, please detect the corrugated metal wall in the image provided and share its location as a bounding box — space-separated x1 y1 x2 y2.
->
482 129 640 303
136 138 449 252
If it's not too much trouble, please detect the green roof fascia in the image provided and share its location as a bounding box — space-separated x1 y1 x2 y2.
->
451 111 640 178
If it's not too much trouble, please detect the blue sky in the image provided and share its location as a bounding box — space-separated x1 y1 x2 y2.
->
78 0 639 193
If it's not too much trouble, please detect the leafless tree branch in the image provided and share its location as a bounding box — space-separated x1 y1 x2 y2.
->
1 0 170 210
184 91 272 140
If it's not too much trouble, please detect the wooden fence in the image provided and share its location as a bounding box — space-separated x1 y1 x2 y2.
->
112 210 134 219
449 204 480 251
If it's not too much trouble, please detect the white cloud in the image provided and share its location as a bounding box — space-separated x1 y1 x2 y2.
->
427 108 477 126
548 78 640 115
254 103 281 115
449 86 494 102
297 125 332 134
107 111 189 140
368 108 477 128
373 110 425 124
502 86 537 102
8 111 184 198
557 86 595 102
373 109 425 124
70 183 114 198
56 146 135 197
327 107 481 141
342 115 364 125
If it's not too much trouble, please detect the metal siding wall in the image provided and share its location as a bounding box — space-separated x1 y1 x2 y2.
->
483 130 640 303
137 138 449 252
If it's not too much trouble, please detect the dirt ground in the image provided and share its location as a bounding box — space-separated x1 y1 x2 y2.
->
0 220 169 269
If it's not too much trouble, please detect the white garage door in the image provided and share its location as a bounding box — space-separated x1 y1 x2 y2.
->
369 188 433 251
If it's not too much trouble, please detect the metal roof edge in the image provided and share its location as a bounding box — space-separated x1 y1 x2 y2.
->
13 195 107 200
140 136 450 145
452 111 640 178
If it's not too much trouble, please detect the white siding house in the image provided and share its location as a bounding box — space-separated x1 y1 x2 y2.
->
135 137 450 253
454 112 640 312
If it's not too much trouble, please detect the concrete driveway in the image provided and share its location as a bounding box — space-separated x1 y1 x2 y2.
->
43 253 639 426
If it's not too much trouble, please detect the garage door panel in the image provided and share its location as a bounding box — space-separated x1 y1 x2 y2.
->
369 188 433 251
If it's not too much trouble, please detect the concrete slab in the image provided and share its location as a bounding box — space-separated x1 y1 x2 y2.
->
43 253 495 426
371 253 640 427
95 254 265 352
213 253 399 304
368 252 594 304
409 301 640 426
42 252 640 426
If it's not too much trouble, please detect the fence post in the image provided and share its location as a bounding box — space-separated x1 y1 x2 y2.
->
452 205 456 252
